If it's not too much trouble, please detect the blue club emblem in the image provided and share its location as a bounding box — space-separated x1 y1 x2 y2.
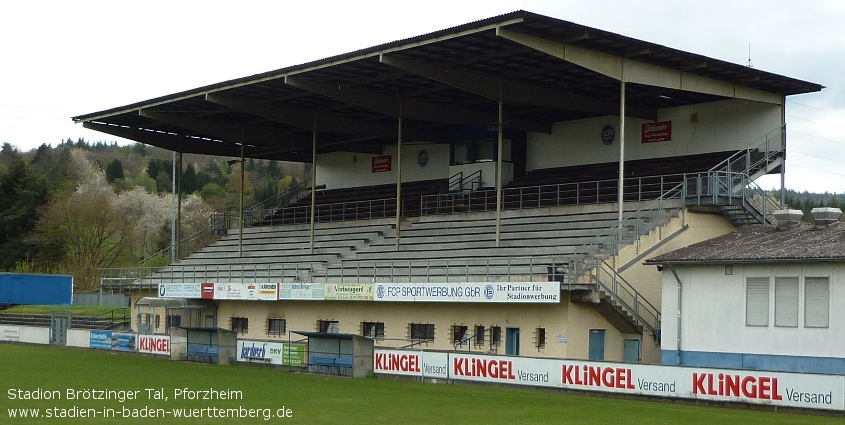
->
484 284 494 300
376 285 385 299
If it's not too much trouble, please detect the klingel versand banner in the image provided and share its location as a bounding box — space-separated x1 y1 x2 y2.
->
373 350 845 411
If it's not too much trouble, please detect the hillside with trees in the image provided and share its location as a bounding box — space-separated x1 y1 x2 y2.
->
1 139 306 290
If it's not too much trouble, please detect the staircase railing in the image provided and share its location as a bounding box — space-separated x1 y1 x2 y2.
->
594 259 661 339
72 308 131 330
448 170 483 193
708 124 785 176
137 177 311 267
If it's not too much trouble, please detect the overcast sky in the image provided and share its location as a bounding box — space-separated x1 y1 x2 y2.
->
2 0 843 193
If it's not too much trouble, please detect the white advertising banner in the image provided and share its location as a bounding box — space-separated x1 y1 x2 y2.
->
374 282 559 303
278 283 325 300
373 349 450 379
0 325 20 342
158 283 202 298
214 283 278 301
374 351 845 411
235 339 306 366
138 335 171 355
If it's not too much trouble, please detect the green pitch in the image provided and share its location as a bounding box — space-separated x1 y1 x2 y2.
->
0 343 838 424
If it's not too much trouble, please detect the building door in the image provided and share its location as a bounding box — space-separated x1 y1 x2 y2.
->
505 327 520 356
50 310 71 345
624 339 641 363
588 329 605 360
138 313 153 335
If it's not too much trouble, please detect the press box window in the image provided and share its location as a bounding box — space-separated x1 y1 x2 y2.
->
745 277 769 327
410 323 435 342
805 277 830 328
231 317 249 334
362 321 385 339
267 318 286 337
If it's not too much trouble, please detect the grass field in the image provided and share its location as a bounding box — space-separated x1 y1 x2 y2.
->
1 305 123 317
0 343 840 424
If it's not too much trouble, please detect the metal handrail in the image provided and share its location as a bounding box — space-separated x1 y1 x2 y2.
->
137 177 312 267
594 259 660 336
422 173 684 216
72 308 131 330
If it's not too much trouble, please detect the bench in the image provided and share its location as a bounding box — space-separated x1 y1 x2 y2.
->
183 345 218 363
308 356 353 375
246 355 271 365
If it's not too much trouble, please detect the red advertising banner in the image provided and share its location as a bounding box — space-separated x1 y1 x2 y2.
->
372 155 392 173
642 121 672 143
201 282 215 299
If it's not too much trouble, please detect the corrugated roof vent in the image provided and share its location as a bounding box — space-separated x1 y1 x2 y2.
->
811 207 842 228
773 209 802 229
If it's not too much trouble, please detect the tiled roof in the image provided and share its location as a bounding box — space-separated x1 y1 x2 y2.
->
645 223 845 264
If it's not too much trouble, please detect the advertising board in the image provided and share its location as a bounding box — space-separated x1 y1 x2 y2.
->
278 283 325 300
374 282 559 303
213 283 278 301
373 350 845 411
325 283 374 301
236 339 306 366
138 335 171 355
158 283 202 298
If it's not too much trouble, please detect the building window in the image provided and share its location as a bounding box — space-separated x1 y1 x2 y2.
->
535 327 547 349
166 314 181 331
410 323 435 342
452 324 468 345
474 325 486 347
318 319 339 333
231 317 249 334
805 277 830 328
745 277 769 326
155 314 161 329
774 277 799 327
362 322 385 339
490 326 502 346
267 318 286 337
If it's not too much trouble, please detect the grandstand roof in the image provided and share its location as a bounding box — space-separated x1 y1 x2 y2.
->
72 10 822 162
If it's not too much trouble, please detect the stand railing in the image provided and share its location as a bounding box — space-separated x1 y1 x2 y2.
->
137 177 311 267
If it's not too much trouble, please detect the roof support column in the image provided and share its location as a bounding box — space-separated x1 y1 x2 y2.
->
170 151 176 262
495 100 504 248
618 79 626 241
780 98 786 208
310 119 318 254
177 148 183 259
395 110 403 251
238 136 245 258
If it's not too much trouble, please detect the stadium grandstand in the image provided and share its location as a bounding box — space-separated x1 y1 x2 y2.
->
77 10 821 364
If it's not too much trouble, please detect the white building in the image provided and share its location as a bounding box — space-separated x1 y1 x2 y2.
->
648 209 845 374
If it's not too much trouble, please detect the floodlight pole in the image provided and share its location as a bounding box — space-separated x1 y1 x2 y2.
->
171 151 176 261
177 149 183 257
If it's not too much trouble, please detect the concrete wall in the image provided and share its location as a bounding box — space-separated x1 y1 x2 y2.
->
526 99 782 172
316 143 450 190
215 295 631 362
